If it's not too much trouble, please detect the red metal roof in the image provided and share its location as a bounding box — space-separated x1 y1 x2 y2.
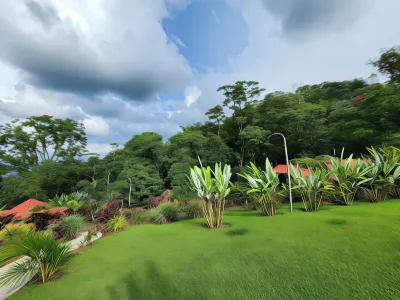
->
273 164 311 177
9 199 47 213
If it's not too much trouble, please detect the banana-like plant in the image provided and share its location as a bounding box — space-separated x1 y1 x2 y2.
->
238 158 281 216
290 164 333 212
329 150 373 205
187 160 231 228
362 147 400 202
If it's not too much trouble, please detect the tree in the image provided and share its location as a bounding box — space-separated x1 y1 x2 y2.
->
370 46 400 85
205 105 225 136
0 116 87 171
218 81 265 168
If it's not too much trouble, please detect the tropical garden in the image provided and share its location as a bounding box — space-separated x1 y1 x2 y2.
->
0 47 399 299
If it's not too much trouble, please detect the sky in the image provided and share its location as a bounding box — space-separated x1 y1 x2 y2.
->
0 0 399 155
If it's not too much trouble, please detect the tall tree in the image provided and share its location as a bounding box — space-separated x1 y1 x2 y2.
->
0 115 87 171
218 81 265 167
205 105 225 136
370 46 400 85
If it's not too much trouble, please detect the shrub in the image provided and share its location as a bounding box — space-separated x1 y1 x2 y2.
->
58 215 85 240
0 232 72 285
158 202 179 222
27 212 63 231
107 215 128 232
0 223 35 241
149 210 167 224
123 208 149 224
0 214 15 231
239 159 282 216
98 200 122 222
184 199 202 219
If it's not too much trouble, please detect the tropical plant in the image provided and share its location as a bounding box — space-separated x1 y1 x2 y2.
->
184 199 203 219
98 200 122 222
362 147 400 202
123 208 149 224
290 164 334 212
187 160 231 228
239 158 281 216
107 215 127 232
0 232 72 285
328 150 373 205
58 215 85 240
50 194 70 207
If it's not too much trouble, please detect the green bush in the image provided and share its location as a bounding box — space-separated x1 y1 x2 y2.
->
58 215 85 240
184 199 202 219
158 202 179 222
107 215 128 232
124 208 149 224
149 211 168 224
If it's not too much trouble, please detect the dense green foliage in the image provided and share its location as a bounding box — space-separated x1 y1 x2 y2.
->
1 49 400 206
10 202 400 299
57 215 85 240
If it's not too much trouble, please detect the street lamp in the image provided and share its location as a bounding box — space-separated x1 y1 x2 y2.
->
269 133 293 212
127 177 132 207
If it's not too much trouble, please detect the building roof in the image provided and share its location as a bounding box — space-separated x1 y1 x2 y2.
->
0 199 70 221
273 164 310 177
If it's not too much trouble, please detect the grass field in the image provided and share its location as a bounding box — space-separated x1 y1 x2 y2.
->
11 201 400 300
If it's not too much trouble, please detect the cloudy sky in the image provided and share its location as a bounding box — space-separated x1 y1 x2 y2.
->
0 0 399 155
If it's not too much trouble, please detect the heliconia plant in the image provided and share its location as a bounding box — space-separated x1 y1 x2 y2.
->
290 164 333 212
362 146 400 202
329 149 373 205
187 160 231 229
238 158 281 216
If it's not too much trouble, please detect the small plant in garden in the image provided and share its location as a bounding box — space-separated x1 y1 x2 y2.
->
362 147 400 202
0 232 72 285
239 158 281 216
107 215 128 232
328 150 373 205
184 199 203 219
124 208 150 224
98 200 122 222
149 202 179 224
187 160 231 228
290 164 333 212
58 215 85 240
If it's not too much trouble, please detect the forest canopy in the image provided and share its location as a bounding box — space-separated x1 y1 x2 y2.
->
0 47 399 207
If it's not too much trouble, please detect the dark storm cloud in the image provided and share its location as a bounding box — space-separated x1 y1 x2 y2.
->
25 0 61 30
261 0 372 40
0 1 191 101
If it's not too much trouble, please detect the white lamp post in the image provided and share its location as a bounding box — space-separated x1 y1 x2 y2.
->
127 177 132 207
269 133 293 212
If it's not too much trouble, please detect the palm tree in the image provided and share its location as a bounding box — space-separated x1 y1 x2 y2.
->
0 232 72 286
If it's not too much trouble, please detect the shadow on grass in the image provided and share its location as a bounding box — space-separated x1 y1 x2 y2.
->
326 218 349 225
226 228 249 236
105 261 182 300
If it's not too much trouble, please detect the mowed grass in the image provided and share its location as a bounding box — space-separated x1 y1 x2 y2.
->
11 201 400 300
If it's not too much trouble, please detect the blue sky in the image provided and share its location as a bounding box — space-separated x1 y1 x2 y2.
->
0 0 400 155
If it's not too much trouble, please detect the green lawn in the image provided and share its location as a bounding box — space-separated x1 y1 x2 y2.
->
11 201 400 300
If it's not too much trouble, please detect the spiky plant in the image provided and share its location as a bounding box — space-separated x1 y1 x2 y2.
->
107 215 127 232
290 164 333 212
187 160 231 228
0 232 72 286
363 147 400 202
329 149 373 205
239 158 281 216
58 215 85 240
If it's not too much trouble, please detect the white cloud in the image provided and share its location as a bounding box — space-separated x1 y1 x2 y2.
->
184 85 202 108
83 116 110 136
86 143 114 155
170 34 187 48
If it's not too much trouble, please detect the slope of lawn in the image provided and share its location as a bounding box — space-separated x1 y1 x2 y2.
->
11 201 400 300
